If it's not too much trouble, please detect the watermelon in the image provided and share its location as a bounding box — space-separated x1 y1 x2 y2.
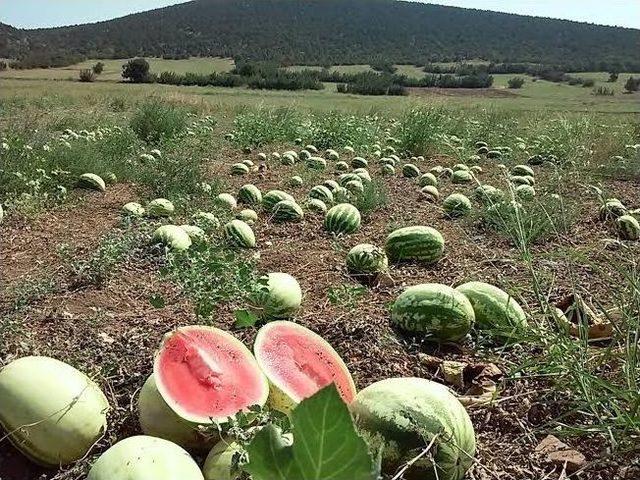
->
346 244 389 275
152 225 192 251
351 377 475 480
391 283 475 342
475 141 488 148
147 198 175 217
381 164 395 176
138 375 213 451
420 185 439 202
254 321 357 413
250 272 303 319
272 200 304 222
154 326 269 424
452 163 470 172
257 152 267 162
238 184 262 205
455 281 527 339
309 185 334 204
281 154 295 166
202 438 244 480
511 164 534 177
305 198 327 214
87 436 204 480
333 186 350 203
223 220 256 248
216 193 237 210
443 193 472 217
351 157 368 168
231 163 249 175
243 160 254 168
345 179 364 195
180 225 206 244
236 209 258 224
353 168 372 183
402 164 420 178
474 185 503 205
289 176 304 187
599 199 627 220
123 202 145 216
192 212 220 231
470 165 482 174
335 161 349 172
299 150 311 161
103 172 117 184
487 150 502 159
338 173 361 186
326 149 340 161
322 179 340 192
515 184 535 200
617 214 640 240
324 203 361 235
509 175 532 186
78 173 106 192
385 226 444 263
0 356 109 466
451 170 473 184
305 144 318 153
477 146 489 155
262 190 295 212
307 156 327 170
418 173 438 188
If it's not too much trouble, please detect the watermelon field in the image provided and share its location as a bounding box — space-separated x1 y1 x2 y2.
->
1 97 639 480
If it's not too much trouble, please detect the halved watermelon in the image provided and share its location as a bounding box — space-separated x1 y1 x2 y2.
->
154 326 269 424
253 321 357 413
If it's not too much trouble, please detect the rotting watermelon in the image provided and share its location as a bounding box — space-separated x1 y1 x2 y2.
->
253 321 357 414
154 326 269 424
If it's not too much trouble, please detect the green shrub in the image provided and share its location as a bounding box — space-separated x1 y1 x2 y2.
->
78 69 96 83
508 77 525 89
130 100 188 144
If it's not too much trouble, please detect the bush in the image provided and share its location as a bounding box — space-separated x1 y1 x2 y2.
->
582 79 595 88
92 62 105 75
508 77 525 89
122 58 151 83
624 77 640 93
370 62 397 74
129 100 188 144
78 69 96 82
593 86 614 96
0 61 7 71
608 72 619 82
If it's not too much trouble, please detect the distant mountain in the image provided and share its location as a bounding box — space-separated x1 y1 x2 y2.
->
2 0 639 70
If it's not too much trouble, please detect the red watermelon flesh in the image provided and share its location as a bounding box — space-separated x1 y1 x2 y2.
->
154 326 269 424
254 321 357 405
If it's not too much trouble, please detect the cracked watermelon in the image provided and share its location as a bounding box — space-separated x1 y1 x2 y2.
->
391 283 474 342
455 281 527 340
154 326 269 424
352 377 476 480
254 321 357 414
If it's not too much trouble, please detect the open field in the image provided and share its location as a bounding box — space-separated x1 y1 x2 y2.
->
1 86 639 480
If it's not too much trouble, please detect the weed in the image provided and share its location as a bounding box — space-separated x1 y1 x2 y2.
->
353 179 388 217
9 278 58 312
327 284 367 310
130 99 188 144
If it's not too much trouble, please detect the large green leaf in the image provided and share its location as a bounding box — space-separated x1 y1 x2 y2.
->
245 384 377 480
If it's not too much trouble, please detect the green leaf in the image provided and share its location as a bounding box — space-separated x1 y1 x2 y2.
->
245 385 378 480
234 309 259 328
149 293 165 308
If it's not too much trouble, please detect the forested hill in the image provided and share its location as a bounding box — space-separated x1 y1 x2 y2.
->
2 0 639 70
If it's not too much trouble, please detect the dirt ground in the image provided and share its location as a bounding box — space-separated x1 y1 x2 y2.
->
1 151 639 479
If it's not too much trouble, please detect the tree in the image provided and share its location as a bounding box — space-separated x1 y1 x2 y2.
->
122 58 150 83
508 77 525 89
78 69 96 82
624 76 640 93
92 62 105 75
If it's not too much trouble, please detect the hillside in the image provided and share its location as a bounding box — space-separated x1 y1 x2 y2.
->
2 0 640 69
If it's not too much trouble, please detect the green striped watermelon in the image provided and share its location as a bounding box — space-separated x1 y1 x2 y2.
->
306 156 327 170
322 179 340 192
147 198 175 217
346 244 389 275
617 214 640 240
452 170 473 184
515 184 535 200
391 283 475 342
309 185 334 204
345 180 364 195
238 184 262 205
231 163 249 175
420 185 439 202
418 173 438 187
351 157 368 169
216 193 237 210
474 185 503 205
385 226 444 263
236 209 258 224
223 220 256 248
402 164 420 178
152 225 192 251
272 200 304 222
443 193 472 217
455 281 527 340
338 173 361 186
324 203 361 235
305 198 327 214
511 164 534 177
353 168 372 183
262 190 295 212
289 176 303 187
381 164 395 176
335 161 349 172
78 173 106 192
352 377 475 480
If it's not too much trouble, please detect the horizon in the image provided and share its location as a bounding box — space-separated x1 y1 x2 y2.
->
1 0 639 30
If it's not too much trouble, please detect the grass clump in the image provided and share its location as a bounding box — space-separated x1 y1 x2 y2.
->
130 99 188 144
